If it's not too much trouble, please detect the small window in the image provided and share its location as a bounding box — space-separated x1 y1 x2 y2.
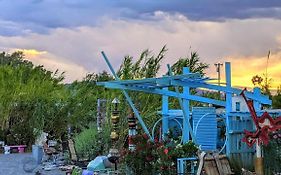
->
236 102 240 111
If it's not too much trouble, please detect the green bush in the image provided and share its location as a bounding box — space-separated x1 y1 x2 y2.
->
264 132 281 175
74 125 111 160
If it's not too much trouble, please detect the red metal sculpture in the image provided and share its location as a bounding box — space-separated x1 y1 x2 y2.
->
240 89 281 147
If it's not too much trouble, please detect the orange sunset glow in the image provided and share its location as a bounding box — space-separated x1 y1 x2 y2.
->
207 52 281 90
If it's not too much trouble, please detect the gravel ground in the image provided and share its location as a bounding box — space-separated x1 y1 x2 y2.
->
0 153 66 175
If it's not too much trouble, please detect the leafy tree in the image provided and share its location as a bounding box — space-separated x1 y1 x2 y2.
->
65 70 116 131
272 85 281 109
251 74 272 97
0 52 67 146
171 51 209 75
0 52 33 67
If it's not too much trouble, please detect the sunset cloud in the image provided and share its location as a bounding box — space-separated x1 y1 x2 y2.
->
215 51 281 89
16 49 47 57
0 2 280 90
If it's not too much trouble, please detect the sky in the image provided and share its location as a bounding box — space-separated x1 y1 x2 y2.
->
0 0 281 89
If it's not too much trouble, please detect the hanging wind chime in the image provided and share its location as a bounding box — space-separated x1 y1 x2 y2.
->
108 97 120 170
127 112 137 151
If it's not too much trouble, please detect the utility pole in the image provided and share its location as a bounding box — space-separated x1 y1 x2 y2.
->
215 62 223 97
265 50 270 92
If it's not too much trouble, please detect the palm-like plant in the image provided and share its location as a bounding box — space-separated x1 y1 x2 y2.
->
171 51 209 75
117 45 167 80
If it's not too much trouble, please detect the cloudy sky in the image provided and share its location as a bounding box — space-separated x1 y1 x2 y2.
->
1 0 281 89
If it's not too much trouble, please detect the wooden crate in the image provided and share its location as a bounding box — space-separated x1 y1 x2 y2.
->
204 154 234 175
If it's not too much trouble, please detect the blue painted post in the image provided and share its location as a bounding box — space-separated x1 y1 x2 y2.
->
225 62 232 156
177 159 184 174
166 65 196 144
253 87 264 174
183 67 190 143
101 51 153 141
162 87 169 140
253 87 261 111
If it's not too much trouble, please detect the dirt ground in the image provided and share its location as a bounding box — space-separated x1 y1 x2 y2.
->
0 153 65 175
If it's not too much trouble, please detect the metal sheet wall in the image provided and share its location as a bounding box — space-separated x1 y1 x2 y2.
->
192 107 217 151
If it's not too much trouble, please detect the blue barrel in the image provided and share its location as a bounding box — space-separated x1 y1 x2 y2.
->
32 145 43 164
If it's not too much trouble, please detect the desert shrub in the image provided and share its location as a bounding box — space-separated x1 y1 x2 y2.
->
74 125 111 160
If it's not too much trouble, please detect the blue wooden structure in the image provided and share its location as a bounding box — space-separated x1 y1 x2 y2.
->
97 51 273 171
192 107 217 151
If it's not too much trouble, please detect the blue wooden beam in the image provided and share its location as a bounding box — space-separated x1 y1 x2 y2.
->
170 80 271 105
98 77 271 105
101 82 226 107
162 87 169 139
101 51 153 141
182 67 190 143
112 73 201 85
167 65 197 144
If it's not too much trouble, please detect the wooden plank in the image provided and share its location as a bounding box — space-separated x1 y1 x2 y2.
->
203 154 235 175
204 154 219 175
205 160 219 175
221 156 235 175
214 154 224 175
68 139 78 162
221 158 231 174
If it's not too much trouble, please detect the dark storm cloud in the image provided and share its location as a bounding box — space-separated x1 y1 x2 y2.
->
115 0 281 21
0 0 280 36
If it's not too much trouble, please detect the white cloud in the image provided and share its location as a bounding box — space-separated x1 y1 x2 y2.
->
0 12 280 87
22 51 88 82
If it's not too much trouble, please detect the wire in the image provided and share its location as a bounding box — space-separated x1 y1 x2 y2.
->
152 117 183 144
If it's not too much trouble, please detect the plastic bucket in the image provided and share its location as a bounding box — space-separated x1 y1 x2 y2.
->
4 146 10 154
32 145 43 164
